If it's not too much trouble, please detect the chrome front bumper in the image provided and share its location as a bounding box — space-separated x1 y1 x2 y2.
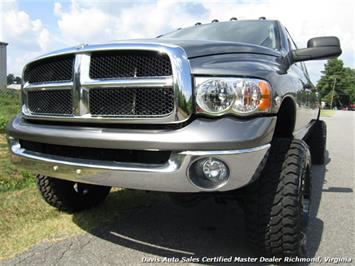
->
7 115 275 192
8 138 270 192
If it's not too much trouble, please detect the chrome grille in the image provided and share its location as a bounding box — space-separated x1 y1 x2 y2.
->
27 90 73 115
89 87 175 117
89 51 172 79
22 43 193 124
24 56 74 83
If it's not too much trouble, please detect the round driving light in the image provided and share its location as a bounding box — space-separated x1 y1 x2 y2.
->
188 157 230 190
202 158 228 183
196 80 235 114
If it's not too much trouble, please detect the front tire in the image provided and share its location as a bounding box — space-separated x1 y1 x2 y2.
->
307 120 327 165
37 175 111 212
243 138 311 257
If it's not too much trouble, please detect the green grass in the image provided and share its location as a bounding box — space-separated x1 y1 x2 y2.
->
0 92 34 194
0 89 20 131
320 109 336 117
0 90 34 193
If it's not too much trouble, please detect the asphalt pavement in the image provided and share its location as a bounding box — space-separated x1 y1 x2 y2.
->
2 111 354 266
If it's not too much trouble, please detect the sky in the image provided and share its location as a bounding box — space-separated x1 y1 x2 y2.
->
0 0 354 83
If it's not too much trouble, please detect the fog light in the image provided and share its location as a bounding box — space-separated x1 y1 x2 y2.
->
188 157 230 190
202 158 228 182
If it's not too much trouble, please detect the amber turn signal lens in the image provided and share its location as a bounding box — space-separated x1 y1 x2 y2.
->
258 81 272 111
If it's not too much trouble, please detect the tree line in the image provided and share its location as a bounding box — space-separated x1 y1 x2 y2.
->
317 58 355 108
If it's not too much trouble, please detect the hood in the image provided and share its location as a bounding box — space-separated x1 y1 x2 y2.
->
130 38 281 58
31 38 281 63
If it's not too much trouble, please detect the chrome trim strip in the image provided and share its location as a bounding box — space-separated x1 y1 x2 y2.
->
77 54 91 115
21 111 176 123
22 42 193 124
180 144 271 156
81 77 173 88
73 54 82 115
24 82 73 91
8 137 270 192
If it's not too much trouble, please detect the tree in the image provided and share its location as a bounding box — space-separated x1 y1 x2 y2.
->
14 76 22 84
343 68 355 103
7 74 15 85
317 59 355 108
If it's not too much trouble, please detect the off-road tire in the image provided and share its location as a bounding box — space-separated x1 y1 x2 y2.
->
37 175 111 212
307 120 327 164
243 138 311 257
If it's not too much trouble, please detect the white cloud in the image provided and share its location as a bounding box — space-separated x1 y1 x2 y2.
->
54 2 62 16
0 1 52 75
1 9 49 47
31 19 42 32
53 0 209 44
38 28 50 50
55 1 113 44
3 10 31 36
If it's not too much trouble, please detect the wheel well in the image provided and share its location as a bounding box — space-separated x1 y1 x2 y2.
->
273 97 296 138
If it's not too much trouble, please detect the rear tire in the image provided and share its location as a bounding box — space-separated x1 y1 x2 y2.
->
307 120 327 165
243 138 311 257
37 175 111 212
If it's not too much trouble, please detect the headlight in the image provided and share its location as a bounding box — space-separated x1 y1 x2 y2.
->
196 79 235 114
195 77 272 116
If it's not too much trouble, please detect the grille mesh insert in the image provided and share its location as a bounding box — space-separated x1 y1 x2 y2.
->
89 51 172 79
24 56 74 83
89 87 175 117
27 90 73 115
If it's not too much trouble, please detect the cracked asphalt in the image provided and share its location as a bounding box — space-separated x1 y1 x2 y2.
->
2 111 354 266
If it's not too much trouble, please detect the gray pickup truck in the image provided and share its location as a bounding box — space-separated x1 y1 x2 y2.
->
6 19 341 257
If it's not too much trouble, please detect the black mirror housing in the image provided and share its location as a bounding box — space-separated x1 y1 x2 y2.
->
291 36 342 63
307 36 340 48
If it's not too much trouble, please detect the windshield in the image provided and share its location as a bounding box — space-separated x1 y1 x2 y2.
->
160 21 279 50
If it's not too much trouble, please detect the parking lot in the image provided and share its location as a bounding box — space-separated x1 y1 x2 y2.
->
2 111 354 265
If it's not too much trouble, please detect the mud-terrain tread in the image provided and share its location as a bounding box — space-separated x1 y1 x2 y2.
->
243 138 310 257
306 120 327 164
37 175 111 212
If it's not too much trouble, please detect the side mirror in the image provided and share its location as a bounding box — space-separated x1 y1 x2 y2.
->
291 36 342 63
